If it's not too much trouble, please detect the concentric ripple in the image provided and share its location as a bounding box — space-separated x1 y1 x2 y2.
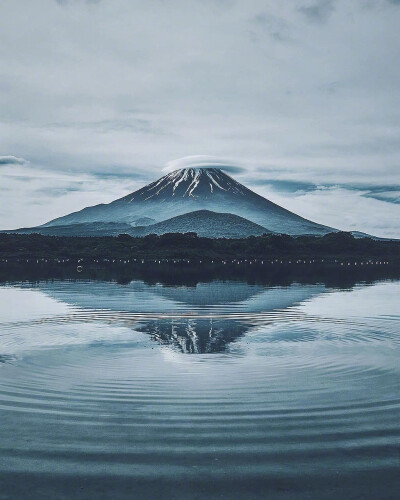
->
0 279 399 499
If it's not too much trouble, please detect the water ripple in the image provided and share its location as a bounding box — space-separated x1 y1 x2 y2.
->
0 279 399 498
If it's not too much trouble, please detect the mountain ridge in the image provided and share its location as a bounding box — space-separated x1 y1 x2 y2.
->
132 210 271 238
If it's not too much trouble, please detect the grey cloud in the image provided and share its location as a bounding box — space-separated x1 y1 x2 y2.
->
318 81 341 94
219 165 247 174
298 0 336 23
288 134 400 158
252 178 400 205
328 185 399 205
251 13 291 42
336 184 400 192
326 183 400 204
56 0 101 5
1 174 35 182
363 191 400 203
254 179 319 193
34 185 85 197
359 185 400 204
46 118 168 136
0 156 28 166
92 172 148 180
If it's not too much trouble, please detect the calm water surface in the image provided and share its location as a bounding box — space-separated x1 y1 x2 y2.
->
0 277 399 499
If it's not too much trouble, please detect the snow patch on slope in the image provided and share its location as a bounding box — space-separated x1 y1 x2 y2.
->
132 168 248 201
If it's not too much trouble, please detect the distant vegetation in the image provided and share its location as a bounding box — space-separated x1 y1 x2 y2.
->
0 231 399 263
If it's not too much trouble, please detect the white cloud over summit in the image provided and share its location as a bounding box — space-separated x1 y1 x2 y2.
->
163 156 246 175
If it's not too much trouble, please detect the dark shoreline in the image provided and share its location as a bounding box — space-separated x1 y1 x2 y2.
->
1 231 399 287
1 260 399 289
1 231 399 261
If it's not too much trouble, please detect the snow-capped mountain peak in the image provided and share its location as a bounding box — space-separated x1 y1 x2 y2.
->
127 168 249 201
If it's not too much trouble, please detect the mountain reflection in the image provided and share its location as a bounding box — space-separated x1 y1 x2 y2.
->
4 267 400 353
31 278 327 354
136 317 248 354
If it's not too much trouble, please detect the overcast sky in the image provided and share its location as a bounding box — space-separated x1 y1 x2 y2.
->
1 0 399 237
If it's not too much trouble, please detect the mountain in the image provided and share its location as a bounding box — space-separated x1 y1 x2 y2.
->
33 167 336 236
10 210 270 238
132 210 270 238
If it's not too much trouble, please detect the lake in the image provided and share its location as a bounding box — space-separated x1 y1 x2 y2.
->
0 272 399 499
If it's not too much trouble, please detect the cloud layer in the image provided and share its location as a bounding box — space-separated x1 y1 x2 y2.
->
0 0 399 237
0 156 28 166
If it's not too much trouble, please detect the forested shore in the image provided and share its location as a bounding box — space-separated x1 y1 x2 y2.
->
0 231 399 264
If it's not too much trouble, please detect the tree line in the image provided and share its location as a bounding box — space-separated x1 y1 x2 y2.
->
0 231 399 262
